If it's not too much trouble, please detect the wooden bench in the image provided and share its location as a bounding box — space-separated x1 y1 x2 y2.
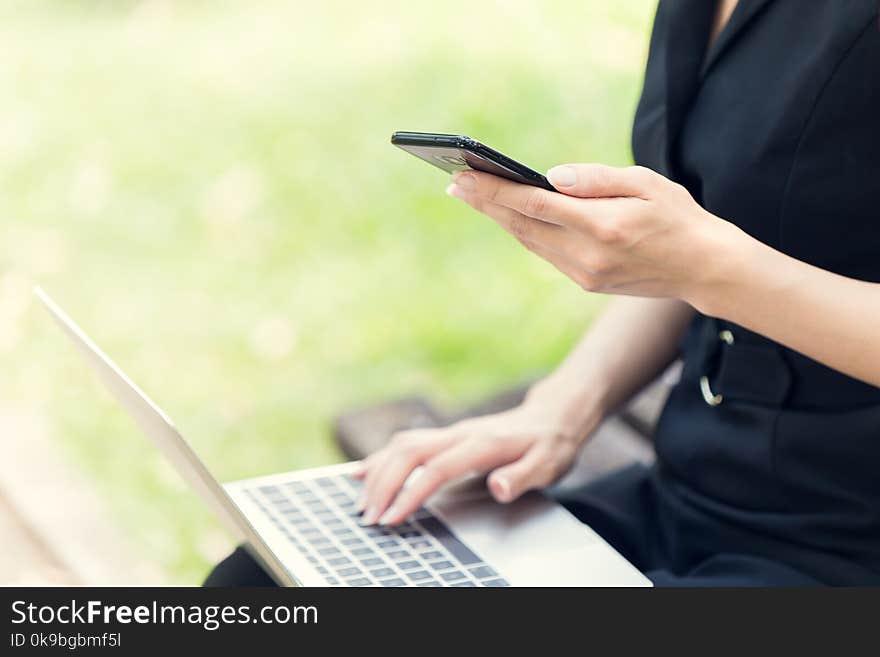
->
333 364 679 493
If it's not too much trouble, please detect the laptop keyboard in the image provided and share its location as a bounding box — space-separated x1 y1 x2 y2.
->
243 474 510 587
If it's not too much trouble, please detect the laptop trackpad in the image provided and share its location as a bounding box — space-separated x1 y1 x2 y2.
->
429 492 649 586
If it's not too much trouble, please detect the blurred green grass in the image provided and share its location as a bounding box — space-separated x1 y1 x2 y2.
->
0 0 655 581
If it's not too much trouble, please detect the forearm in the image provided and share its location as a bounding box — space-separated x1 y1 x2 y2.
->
694 225 880 388
526 296 694 439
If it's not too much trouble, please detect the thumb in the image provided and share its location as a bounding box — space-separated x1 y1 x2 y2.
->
487 443 557 503
546 163 654 199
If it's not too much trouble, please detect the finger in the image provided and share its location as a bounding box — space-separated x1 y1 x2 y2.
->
358 432 424 509
519 239 601 292
447 185 572 255
488 440 576 503
449 173 644 237
491 188 649 260
447 186 610 290
360 429 454 520
361 429 458 524
546 163 657 199
353 452 387 510
352 452 379 479
451 171 585 226
377 435 532 525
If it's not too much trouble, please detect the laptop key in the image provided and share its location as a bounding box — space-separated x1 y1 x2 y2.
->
315 477 336 489
440 571 466 582
317 546 341 557
341 537 364 546
420 551 443 561
482 579 509 587
452 581 476 587
377 539 399 549
370 567 396 578
418 516 482 565
408 540 431 550
417 581 441 587
337 566 362 577
429 561 454 571
360 557 385 567
327 556 351 566
469 565 497 579
350 547 374 557
385 550 409 560
346 577 372 587
380 578 406 587
406 570 432 581
396 560 420 571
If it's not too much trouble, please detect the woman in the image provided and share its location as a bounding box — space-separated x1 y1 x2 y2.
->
207 0 880 586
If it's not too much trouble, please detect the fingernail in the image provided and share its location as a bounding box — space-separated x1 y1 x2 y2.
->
362 506 379 525
453 173 476 190
547 165 577 188
446 183 464 199
491 475 511 502
378 506 399 526
355 495 367 512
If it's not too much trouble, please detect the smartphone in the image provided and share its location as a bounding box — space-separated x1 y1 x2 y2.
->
391 131 554 191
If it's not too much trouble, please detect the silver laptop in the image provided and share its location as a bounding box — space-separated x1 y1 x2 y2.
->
36 288 650 587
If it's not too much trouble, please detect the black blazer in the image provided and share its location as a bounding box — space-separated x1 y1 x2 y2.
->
631 0 880 584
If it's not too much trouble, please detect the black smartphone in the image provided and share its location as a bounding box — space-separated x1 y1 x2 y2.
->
391 131 554 191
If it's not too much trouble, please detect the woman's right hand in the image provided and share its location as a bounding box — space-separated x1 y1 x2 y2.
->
353 391 599 526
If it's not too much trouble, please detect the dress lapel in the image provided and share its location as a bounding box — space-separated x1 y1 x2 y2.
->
664 0 716 164
699 0 775 77
661 0 776 171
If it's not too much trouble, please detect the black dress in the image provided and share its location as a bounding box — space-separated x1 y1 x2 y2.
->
558 0 880 586
206 0 880 586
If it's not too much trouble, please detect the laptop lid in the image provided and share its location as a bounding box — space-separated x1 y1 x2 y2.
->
34 287 295 586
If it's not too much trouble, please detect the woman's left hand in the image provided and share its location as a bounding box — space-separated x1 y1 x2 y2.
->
447 163 745 312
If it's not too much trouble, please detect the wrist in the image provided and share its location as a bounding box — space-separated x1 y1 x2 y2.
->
523 372 607 444
689 222 807 331
683 217 765 318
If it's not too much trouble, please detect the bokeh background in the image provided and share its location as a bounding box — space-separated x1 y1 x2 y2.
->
0 0 656 583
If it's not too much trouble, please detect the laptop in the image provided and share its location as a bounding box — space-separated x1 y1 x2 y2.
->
36 288 650 587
